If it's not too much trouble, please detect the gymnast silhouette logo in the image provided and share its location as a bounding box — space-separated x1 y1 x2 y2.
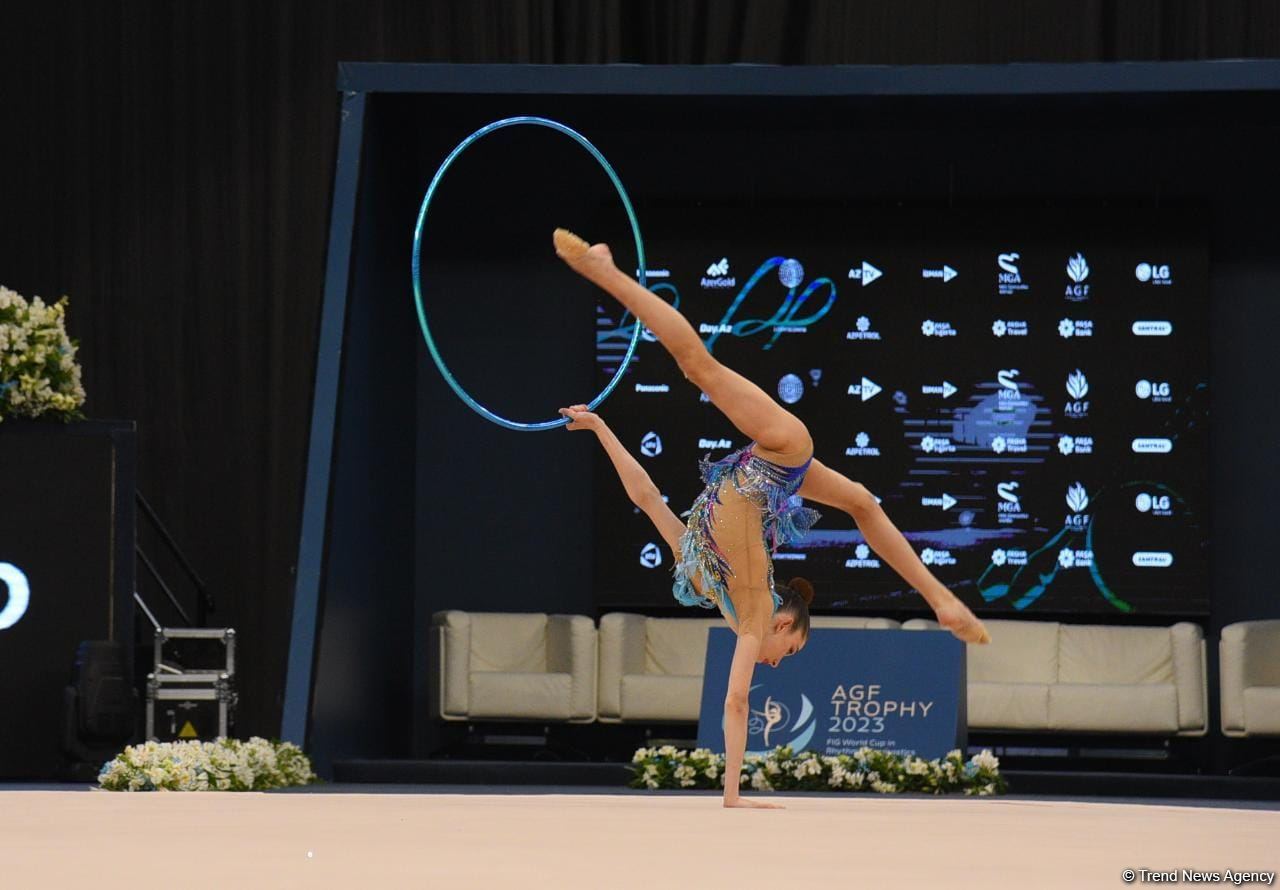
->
741 685 818 754
0 562 31 630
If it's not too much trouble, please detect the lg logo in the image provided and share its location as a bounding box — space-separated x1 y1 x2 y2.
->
0 563 31 630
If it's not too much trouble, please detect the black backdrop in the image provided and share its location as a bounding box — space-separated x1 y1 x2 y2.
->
2 0 1279 743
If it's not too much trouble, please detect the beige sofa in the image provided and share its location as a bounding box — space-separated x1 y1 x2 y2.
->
904 618 1208 735
431 611 597 722
596 613 900 723
1220 620 1280 737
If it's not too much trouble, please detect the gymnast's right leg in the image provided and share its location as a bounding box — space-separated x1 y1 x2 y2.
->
798 457 991 644
554 228 812 464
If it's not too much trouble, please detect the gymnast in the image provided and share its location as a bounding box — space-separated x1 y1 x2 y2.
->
553 229 989 809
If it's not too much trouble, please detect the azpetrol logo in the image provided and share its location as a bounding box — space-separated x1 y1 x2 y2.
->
844 542 882 569
698 257 837 353
0 563 31 630
640 431 663 457
846 315 882 341
845 431 881 457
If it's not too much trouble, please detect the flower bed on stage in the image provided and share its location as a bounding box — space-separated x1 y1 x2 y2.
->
98 737 317 791
630 745 1007 795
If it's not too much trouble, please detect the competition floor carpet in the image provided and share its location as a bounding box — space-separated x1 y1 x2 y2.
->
3 784 1277 889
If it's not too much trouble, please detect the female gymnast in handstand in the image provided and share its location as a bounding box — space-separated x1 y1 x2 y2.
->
552 229 990 809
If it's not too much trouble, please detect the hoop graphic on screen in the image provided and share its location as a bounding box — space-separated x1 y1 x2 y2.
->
412 116 646 431
0 562 30 630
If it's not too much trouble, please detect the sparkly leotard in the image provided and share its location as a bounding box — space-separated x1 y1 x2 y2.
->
671 442 821 630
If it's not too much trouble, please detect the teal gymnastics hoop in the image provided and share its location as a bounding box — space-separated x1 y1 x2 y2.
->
412 116 646 431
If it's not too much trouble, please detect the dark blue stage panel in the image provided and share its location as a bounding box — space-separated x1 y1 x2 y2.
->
0 421 135 778
697 628 966 760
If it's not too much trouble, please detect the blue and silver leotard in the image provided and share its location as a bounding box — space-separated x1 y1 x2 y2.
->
671 442 821 625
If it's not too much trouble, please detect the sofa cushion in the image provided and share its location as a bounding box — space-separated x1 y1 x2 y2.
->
644 618 714 676
969 619 1059 684
1049 683 1179 732
1058 625 1174 685
967 682 1050 730
621 674 703 722
810 616 900 629
468 671 571 719
469 613 548 673
1243 687 1280 735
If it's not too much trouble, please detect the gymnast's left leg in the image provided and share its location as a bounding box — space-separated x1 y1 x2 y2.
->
554 229 811 465
798 457 991 644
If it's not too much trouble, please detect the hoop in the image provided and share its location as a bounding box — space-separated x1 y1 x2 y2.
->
411 116 646 431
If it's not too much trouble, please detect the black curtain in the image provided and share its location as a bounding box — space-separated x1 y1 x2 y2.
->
0 0 1276 738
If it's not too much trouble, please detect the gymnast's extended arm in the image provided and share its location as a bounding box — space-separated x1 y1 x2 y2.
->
559 404 659 501
557 404 688 551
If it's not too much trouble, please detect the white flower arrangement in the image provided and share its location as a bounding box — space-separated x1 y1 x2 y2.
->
629 744 1007 795
97 737 317 792
0 286 85 422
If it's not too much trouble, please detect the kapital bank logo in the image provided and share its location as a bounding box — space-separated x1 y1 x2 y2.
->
0 562 31 630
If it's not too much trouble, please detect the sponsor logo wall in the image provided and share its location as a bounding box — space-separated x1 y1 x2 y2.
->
594 214 1208 616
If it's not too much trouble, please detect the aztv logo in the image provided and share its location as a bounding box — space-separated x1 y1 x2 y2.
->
0 562 31 630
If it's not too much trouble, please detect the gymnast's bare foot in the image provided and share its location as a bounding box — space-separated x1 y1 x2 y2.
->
935 596 991 645
554 228 616 284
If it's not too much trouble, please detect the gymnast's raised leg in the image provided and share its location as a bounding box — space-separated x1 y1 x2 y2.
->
555 227 989 645
553 228 811 466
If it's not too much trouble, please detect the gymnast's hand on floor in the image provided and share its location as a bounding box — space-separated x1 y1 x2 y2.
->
559 404 601 431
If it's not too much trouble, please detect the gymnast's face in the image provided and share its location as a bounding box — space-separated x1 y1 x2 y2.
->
757 619 806 668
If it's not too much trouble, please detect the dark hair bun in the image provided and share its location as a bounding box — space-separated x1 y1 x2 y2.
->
788 577 815 606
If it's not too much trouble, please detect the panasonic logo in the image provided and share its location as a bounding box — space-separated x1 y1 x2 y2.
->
634 384 670 393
